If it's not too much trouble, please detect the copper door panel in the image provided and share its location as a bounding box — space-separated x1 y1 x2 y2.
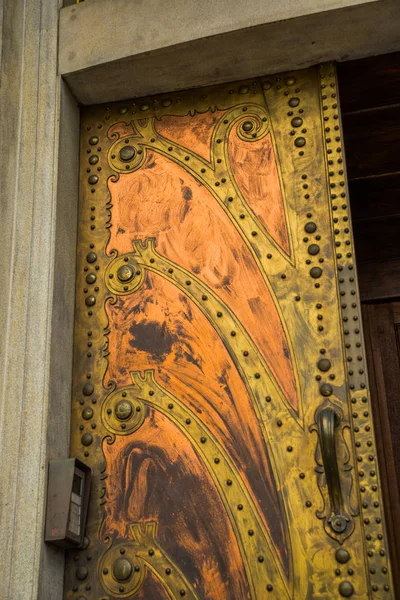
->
65 65 394 599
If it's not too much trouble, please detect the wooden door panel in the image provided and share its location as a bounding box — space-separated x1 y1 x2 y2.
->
65 65 394 599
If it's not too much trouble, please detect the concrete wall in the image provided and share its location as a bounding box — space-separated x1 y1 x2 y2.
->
0 1 79 598
59 0 400 104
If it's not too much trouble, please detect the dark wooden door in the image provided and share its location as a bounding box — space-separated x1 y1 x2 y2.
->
363 301 400 597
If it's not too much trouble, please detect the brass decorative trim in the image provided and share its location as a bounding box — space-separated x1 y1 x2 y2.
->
319 62 393 597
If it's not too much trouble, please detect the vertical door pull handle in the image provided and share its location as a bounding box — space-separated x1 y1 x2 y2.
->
316 404 348 534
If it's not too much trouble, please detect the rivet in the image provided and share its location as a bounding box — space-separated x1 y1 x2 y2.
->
289 97 300 107
335 549 350 564
89 136 98 146
339 581 354 597
162 99 172 107
88 175 99 185
119 146 136 162
242 120 253 132
141 104 150 111
119 107 128 114
82 407 93 420
83 382 94 396
317 358 331 372
310 267 322 278
295 137 306 147
81 433 93 446
262 81 272 90
113 557 133 582
308 244 320 255
85 295 96 307
291 117 303 127
115 400 133 420
76 566 88 580
117 264 134 282
86 252 97 263
239 85 249 94
86 273 96 284
320 383 333 396
305 222 317 233
89 155 99 165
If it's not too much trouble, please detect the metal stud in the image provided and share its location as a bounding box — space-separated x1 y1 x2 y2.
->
81 433 93 446
112 557 133 581
310 267 322 279
119 146 136 162
308 244 320 255
82 407 93 420
88 175 99 185
76 566 88 580
89 155 99 165
117 264 134 282
86 273 96 284
317 358 331 372
339 581 354 597
85 295 96 307
83 383 94 396
295 137 306 147
289 97 300 107
291 117 303 127
305 222 317 233
320 383 333 397
89 136 99 146
335 549 350 564
86 252 97 263
115 400 133 421
242 120 254 132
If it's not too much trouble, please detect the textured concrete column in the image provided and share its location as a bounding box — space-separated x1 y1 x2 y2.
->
0 0 79 598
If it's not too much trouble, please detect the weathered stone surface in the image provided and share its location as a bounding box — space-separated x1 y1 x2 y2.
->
59 0 400 104
0 1 79 598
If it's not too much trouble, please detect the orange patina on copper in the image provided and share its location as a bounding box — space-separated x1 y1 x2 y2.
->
103 107 295 589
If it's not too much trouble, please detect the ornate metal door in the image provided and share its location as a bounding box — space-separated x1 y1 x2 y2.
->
65 64 394 599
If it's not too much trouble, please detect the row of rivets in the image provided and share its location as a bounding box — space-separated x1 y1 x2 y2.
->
320 63 390 597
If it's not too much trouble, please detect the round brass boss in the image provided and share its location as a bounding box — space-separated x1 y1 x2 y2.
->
115 400 133 421
117 264 134 282
119 146 136 162
113 557 133 581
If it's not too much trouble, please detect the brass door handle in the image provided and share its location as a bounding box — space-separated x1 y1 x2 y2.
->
316 404 348 534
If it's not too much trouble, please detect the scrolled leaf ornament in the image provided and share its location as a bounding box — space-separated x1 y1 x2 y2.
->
108 132 147 174
235 108 269 142
105 253 146 296
101 386 145 438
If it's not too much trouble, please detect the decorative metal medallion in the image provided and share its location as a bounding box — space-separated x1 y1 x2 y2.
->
65 65 394 599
